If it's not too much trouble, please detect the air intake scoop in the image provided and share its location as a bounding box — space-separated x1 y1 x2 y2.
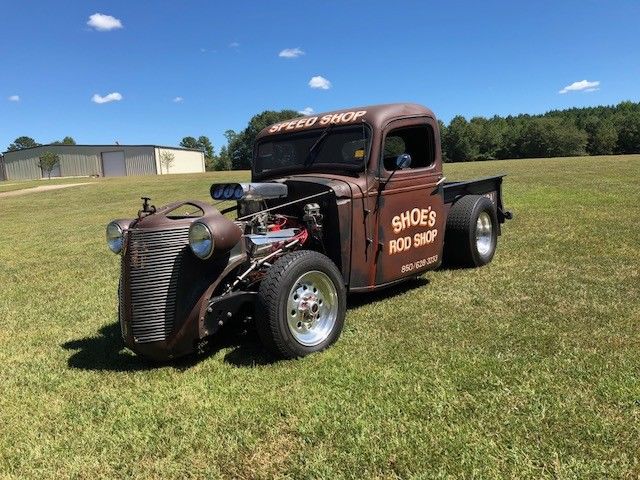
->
210 182 288 201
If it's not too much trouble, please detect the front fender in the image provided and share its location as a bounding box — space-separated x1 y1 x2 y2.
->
191 252 248 341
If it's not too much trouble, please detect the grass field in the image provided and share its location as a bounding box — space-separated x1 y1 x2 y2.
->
0 176 98 194
1 155 639 479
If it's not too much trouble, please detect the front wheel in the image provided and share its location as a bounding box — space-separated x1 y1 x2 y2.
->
257 250 346 359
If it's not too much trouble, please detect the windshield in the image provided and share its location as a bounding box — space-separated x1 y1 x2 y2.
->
254 125 370 176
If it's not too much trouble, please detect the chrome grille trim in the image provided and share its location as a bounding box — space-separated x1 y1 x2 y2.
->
123 226 190 343
118 260 126 339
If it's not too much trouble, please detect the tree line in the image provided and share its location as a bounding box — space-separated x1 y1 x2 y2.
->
6 101 639 171
6 136 76 151
439 100 640 162
199 100 640 169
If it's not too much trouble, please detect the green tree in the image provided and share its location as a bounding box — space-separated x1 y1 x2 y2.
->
228 109 299 170
584 118 617 155
179 136 199 150
159 151 175 174
515 118 586 158
615 112 640 154
468 116 508 160
442 116 475 162
180 135 215 169
51 136 76 146
212 145 232 171
7 136 38 151
38 151 60 179
550 120 588 157
197 136 214 159
437 120 448 160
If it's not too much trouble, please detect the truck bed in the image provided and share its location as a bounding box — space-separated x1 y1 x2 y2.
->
443 175 512 224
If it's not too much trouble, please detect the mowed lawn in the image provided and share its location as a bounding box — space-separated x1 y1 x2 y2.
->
0 176 96 194
0 155 639 479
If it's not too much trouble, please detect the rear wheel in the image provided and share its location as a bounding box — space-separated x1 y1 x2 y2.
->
257 250 346 358
444 195 498 267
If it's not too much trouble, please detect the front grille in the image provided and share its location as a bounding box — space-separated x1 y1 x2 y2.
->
123 227 190 343
118 267 126 338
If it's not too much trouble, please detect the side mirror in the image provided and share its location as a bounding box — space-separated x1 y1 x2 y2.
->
396 153 412 169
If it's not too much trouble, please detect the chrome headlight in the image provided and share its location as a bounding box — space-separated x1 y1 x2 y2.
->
106 221 124 254
189 222 214 259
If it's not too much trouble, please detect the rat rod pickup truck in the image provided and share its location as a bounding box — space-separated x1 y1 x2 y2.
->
106 103 511 360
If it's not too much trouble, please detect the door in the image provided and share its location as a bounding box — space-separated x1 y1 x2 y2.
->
374 120 446 285
42 163 61 178
102 151 126 177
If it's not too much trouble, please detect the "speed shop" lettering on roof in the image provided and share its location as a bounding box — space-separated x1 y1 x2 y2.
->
268 110 367 134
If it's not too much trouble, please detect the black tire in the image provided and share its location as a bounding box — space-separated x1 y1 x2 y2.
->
257 250 346 359
443 195 498 268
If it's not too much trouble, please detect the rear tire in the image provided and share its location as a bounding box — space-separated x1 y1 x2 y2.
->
444 195 498 267
257 250 346 359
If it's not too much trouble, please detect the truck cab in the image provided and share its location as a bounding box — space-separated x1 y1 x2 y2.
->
253 103 501 290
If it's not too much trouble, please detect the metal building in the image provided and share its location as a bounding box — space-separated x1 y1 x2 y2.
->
0 144 205 181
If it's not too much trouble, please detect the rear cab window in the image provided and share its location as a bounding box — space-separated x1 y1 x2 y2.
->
382 124 436 173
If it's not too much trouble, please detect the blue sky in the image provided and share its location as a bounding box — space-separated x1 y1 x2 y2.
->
1 0 639 153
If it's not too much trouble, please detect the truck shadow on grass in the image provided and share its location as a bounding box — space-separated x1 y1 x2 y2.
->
61 321 269 372
62 277 429 372
62 322 166 372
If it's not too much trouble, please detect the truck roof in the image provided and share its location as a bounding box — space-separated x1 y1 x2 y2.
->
256 103 435 140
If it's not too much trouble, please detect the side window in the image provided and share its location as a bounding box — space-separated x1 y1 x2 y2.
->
382 124 435 171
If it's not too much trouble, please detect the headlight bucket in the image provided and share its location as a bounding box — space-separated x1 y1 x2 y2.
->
189 222 214 259
106 221 125 254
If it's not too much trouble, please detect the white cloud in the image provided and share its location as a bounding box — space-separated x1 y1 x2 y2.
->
229 42 240 48
309 75 331 90
8 95 20 102
173 96 184 103
279 47 305 59
559 79 600 94
298 107 314 116
87 13 123 31
91 92 123 104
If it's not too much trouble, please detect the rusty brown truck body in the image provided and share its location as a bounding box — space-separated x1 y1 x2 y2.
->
106 103 511 361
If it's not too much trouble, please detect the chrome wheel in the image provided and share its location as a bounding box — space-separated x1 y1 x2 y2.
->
476 211 493 256
287 271 338 347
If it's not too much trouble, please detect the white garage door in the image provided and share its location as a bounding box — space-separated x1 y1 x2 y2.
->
42 163 61 178
102 151 126 177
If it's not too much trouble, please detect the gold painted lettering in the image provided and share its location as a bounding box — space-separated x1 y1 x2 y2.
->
342 111 354 122
353 111 366 121
428 210 437 227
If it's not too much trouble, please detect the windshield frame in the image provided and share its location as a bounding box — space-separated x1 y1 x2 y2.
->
252 123 373 180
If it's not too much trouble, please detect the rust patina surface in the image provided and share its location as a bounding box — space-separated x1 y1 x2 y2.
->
110 103 510 360
256 103 445 290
